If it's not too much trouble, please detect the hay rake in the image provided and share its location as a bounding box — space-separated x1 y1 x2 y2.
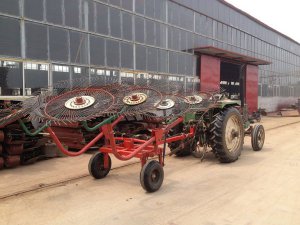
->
5 77 197 192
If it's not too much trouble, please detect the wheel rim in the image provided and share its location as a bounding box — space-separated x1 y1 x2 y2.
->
96 161 105 172
257 128 265 148
95 154 109 175
95 160 106 175
225 115 242 152
151 169 160 184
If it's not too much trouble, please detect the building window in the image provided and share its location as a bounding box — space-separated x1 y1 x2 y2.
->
90 35 105 66
146 19 156 46
110 7 121 38
135 0 145 15
96 3 109 35
109 0 121 7
0 0 20 16
0 16 21 57
122 12 133 41
40 64 49 71
74 67 82 74
121 0 133 11
121 72 134 85
2 61 19 68
106 39 120 68
0 61 23 96
24 0 44 21
70 31 88 64
53 65 69 73
64 0 80 28
52 64 70 84
135 16 145 44
145 0 155 18
25 22 48 60
186 77 200 92
25 62 49 95
72 66 88 81
158 49 168 73
49 27 69 62
121 42 133 69
147 47 158 72
136 45 147 71
154 0 166 21
46 0 63 25
24 63 38 70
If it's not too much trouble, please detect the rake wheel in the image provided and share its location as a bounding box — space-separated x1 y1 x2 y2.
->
110 86 163 116
183 91 216 111
143 94 190 121
0 99 35 128
44 88 114 123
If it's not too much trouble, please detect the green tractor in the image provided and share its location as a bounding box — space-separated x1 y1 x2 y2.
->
169 94 265 163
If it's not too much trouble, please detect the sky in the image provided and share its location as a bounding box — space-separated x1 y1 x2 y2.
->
225 0 300 43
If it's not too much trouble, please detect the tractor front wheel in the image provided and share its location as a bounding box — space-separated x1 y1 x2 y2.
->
211 107 244 163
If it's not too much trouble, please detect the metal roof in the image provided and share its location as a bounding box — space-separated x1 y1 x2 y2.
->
193 46 271 65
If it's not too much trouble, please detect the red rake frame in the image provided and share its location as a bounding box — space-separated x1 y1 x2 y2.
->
98 116 195 167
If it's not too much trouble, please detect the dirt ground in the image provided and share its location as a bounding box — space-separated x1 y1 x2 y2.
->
1 116 300 225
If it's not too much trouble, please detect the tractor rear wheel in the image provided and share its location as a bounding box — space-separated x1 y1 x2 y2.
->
251 125 265 151
211 107 244 163
88 152 111 179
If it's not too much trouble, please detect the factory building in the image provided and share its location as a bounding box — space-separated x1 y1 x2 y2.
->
0 0 299 112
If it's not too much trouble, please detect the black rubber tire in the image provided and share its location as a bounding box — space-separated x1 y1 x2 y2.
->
140 160 164 193
174 143 191 156
169 139 196 157
88 152 111 179
168 123 192 157
210 107 244 163
251 125 265 151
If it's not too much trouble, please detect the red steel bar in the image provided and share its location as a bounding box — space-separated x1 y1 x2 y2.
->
101 117 191 161
166 126 195 143
114 137 147 143
46 115 124 157
108 127 156 160
47 127 104 156
164 117 184 134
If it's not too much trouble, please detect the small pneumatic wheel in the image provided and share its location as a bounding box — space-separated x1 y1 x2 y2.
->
140 160 164 193
88 152 111 179
251 125 265 151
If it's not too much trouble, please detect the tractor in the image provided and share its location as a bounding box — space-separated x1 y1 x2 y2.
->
168 94 265 163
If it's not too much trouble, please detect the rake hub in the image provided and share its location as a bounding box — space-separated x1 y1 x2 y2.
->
185 95 203 104
156 99 175 110
65 96 95 110
123 93 148 106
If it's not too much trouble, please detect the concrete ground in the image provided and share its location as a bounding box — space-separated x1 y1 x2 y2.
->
0 116 300 225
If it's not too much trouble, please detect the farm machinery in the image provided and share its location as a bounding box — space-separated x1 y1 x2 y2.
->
0 77 265 192
0 98 49 168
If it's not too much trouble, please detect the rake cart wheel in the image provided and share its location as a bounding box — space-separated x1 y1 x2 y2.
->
88 152 111 179
211 107 244 163
140 160 164 193
251 125 265 151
